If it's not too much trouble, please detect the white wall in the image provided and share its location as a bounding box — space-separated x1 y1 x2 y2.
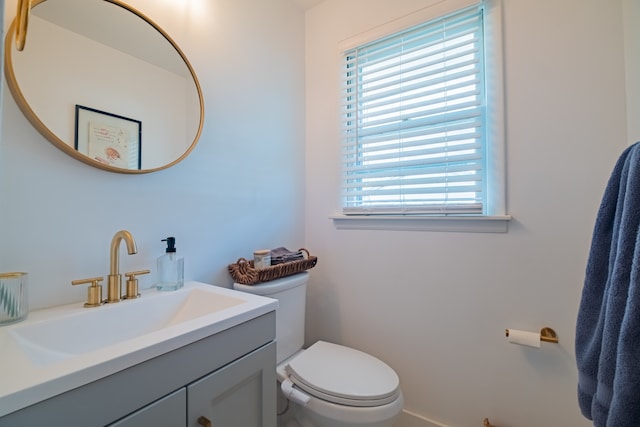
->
305 1 628 427
0 0 634 426
624 0 640 143
0 0 307 310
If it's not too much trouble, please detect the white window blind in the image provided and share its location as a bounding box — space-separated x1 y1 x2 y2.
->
342 5 486 215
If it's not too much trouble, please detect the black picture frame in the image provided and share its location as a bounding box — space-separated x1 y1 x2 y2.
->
74 105 142 169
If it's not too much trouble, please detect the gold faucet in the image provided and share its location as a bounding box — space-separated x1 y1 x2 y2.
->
107 230 137 303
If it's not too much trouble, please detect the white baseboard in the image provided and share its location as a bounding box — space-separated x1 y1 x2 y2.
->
394 409 450 427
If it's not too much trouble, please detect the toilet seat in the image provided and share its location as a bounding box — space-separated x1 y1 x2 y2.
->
284 341 401 407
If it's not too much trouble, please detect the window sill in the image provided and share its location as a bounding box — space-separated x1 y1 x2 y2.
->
330 214 512 233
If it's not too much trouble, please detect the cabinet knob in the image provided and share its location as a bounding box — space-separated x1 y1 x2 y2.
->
197 416 212 427
71 276 104 308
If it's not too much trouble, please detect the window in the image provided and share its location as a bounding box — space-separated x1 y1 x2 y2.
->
341 3 500 217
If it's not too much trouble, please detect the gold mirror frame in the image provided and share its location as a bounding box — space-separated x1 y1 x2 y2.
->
4 0 205 174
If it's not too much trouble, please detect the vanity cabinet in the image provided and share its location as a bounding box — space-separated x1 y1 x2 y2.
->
0 312 276 427
109 342 275 427
188 342 275 427
109 389 187 427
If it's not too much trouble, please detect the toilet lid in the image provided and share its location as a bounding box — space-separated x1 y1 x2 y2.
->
285 341 400 407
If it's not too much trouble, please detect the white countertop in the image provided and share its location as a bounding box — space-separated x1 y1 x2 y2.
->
0 282 277 417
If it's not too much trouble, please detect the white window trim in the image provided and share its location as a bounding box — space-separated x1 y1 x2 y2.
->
337 0 482 53
483 0 506 217
333 0 508 232
331 214 511 233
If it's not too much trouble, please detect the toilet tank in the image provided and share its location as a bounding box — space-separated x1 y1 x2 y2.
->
233 272 308 363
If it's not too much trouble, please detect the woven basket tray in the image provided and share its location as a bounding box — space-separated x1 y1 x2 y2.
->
228 248 318 285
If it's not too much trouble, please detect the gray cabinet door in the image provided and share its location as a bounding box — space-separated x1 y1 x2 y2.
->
108 388 186 427
188 342 276 427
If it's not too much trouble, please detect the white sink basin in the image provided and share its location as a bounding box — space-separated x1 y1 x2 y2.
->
9 287 245 366
0 282 277 418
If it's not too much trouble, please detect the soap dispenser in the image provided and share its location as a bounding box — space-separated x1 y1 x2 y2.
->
157 237 184 291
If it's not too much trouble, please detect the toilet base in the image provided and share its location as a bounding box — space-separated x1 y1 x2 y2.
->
293 407 401 427
278 415 301 427
277 391 301 427
277 388 402 427
285 391 403 427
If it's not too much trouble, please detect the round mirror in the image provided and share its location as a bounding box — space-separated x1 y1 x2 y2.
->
4 0 204 173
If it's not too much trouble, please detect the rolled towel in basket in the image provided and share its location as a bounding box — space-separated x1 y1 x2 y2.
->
270 247 304 265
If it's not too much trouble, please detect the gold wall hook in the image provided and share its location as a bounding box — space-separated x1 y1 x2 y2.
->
15 0 30 51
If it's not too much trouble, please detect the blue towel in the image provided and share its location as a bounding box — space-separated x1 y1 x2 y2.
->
576 141 640 426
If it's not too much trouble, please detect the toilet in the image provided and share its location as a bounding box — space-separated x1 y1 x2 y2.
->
233 272 404 427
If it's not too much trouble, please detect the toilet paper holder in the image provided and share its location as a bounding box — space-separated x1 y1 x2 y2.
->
504 327 558 344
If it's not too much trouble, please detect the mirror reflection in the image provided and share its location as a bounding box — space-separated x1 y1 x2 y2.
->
5 0 204 173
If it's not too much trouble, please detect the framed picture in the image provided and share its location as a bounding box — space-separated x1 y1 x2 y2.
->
75 105 142 169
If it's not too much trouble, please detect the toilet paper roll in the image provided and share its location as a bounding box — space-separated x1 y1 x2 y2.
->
507 329 540 348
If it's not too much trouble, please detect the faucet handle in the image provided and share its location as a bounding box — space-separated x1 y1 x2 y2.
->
123 270 150 300
72 276 105 308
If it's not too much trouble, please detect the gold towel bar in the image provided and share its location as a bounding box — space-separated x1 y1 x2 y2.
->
504 327 559 344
